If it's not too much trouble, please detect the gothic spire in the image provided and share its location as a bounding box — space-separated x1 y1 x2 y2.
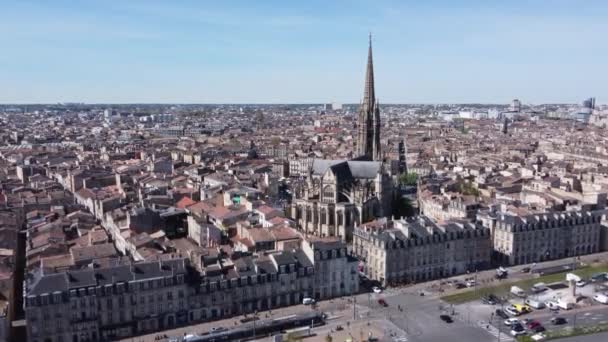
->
363 33 375 110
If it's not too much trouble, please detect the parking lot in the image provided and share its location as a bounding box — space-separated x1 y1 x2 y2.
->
452 271 608 340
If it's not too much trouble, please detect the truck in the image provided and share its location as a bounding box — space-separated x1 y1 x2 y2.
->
511 286 526 297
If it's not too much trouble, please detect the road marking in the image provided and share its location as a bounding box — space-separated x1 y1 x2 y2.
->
393 337 408 342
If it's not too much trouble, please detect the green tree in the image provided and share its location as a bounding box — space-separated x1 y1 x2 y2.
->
399 172 418 186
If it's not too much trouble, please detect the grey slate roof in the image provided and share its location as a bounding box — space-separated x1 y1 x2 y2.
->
27 258 187 296
311 159 381 179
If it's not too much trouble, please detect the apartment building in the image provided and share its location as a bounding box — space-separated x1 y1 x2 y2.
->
301 238 359 299
353 217 492 286
25 241 356 342
479 210 602 266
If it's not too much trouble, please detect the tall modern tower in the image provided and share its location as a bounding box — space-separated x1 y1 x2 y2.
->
355 34 382 161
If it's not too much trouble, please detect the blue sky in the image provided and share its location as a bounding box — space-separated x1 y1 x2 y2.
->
1 0 607 104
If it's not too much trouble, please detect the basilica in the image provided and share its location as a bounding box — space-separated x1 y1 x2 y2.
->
291 36 396 242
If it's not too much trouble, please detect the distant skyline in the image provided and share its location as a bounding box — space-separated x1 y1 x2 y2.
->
1 0 607 104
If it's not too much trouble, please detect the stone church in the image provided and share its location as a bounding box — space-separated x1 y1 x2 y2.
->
291 35 395 242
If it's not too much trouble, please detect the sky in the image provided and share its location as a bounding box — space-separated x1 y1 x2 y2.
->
1 0 607 104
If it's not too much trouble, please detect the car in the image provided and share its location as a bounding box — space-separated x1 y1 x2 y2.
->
454 282 467 289
505 306 520 316
521 267 531 273
488 294 500 303
378 299 388 307
521 318 532 325
495 309 509 319
336 325 344 331
526 320 541 329
466 280 477 287
593 293 608 304
591 272 608 282
210 327 227 333
551 317 567 325
533 325 546 333
510 324 526 336
440 314 453 323
482 295 496 305
546 301 560 311
302 298 315 305
576 280 587 287
504 318 520 326
372 286 382 294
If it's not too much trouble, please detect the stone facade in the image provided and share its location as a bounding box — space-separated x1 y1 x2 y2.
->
353 217 492 286
291 159 393 241
25 241 358 342
479 210 602 266
301 238 359 299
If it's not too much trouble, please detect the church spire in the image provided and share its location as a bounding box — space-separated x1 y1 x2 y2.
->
355 34 382 161
363 33 375 110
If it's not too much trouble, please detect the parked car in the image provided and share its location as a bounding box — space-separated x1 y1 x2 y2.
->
551 317 567 325
504 318 520 326
525 298 546 309
482 295 497 305
546 301 560 311
521 267 531 273
495 309 509 319
533 325 546 333
372 286 382 294
510 324 526 336
505 306 520 316
576 280 588 287
440 314 453 323
378 298 388 307
454 282 467 289
591 272 608 282
526 320 541 329
593 293 608 304
303 298 315 305
531 283 548 293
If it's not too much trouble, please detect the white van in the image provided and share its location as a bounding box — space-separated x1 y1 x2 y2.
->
511 286 526 297
302 297 315 305
594 293 608 304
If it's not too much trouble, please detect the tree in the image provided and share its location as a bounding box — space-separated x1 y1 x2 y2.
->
399 172 418 186
325 334 333 342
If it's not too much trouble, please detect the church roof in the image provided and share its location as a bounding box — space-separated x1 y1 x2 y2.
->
310 158 381 179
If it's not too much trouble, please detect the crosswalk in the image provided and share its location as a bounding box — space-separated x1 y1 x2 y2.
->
393 336 408 342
